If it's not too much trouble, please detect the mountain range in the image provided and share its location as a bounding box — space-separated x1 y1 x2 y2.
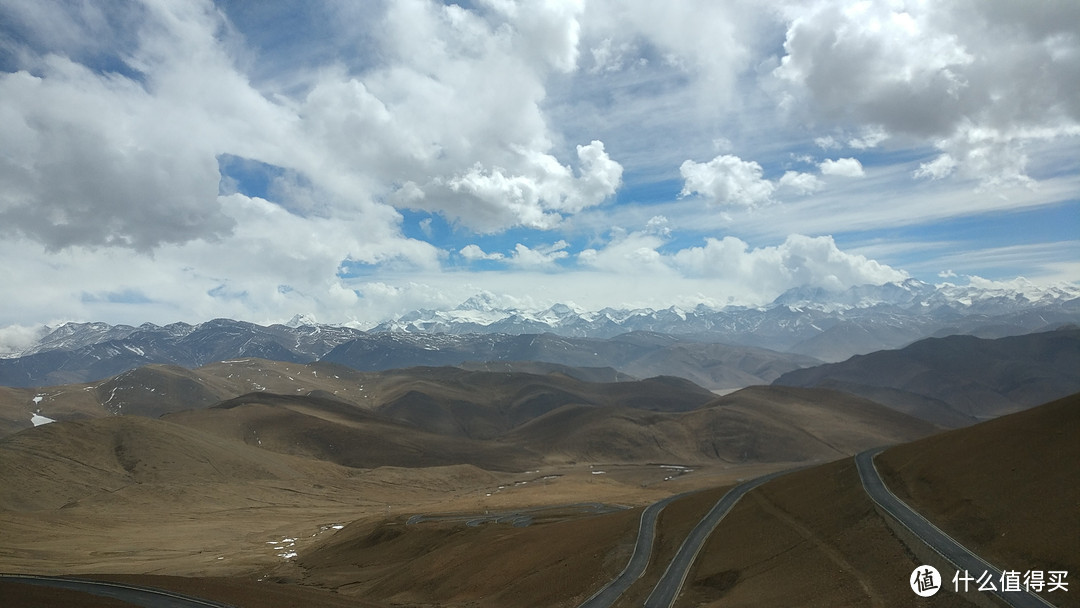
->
2 279 1077 389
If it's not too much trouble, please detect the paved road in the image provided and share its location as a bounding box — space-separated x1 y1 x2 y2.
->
856 448 1056 608
641 468 799 608
409 502 628 528
0 574 235 608
577 492 694 608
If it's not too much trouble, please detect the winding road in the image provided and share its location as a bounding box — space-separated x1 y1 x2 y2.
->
577 492 693 608
641 468 798 608
0 574 235 608
579 467 801 608
856 448 1056 608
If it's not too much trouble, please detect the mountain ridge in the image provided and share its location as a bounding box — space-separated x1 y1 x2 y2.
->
2 278 1077 389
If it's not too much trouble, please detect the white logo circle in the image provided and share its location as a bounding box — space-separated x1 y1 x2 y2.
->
910 565 942 597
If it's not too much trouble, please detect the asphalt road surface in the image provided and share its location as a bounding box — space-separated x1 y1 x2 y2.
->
577 492 693 608
642 468 799 608
0 574 235 608
409 502 627 528
856 448 1056 608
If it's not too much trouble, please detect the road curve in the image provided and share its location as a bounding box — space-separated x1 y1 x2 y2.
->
577 492 694 608
642 468 799 608
0 574 236 608
855 448 1056 608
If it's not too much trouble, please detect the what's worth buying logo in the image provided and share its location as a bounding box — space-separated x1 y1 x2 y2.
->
911 565 1069 597
911 565 942 597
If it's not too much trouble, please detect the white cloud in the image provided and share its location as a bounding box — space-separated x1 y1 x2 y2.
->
0 1 1075 329
679 154 775 207
644 215 672 237
403 140 622 233
672 234 908 293
814 135 841 149
778 170 824 194
578 232 669 274
819 157 865 177
508 241 571 269
914 153 958 180
774 0 1080 185
847 126 888 149
0 323 49 355
460 244 505 261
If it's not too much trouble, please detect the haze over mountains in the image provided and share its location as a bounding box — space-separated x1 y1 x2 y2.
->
2 278 1077 389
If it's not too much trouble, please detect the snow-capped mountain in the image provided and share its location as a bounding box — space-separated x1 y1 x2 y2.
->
2 279 1077 388
373 279 1080 344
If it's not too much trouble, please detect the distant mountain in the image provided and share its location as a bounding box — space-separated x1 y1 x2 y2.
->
3 278 1076 388
318 331 819 390
372 279 1080 359
773 327 1080 427
0 321 817 390
0 319 364 387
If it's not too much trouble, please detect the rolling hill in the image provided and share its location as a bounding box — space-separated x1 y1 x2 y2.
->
773 326 1080 427
0 415 350 512
875 391 1080 585
505 386 938 465
677 390 1080 607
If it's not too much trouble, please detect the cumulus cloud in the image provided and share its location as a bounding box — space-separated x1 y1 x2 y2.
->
411 140 621 233
644 215 672 237
774 0 1080 185
819 157 865 177
778 170 824 194
681 154 830 204
672 234 908 293
679 154 775 208
0 0 611 251
0 19 243 250
578 231 669 274
460 244 505 262
1 1 1074 328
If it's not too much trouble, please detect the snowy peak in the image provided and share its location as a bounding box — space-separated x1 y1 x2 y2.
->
455 292 503 312
768 279 1079 312
285 313 319 328
4 279 1077 387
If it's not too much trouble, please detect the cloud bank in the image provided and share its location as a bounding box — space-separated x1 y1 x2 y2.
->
0 0 1075 328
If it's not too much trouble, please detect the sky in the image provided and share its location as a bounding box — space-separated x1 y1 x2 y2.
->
0 0 1078 341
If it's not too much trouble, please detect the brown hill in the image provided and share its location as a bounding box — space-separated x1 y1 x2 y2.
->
875 391 1080 583
506 385 938 465
162 383 935 471
283 505 641 607
774 327 1080 427
0 360 716 441
361 367 715 439
0 383 106 437
0 359 359 437
0 415 348 512
619 342 822 389
459 360 634 383
671 392 1079 607
679 457 974 607
163 392 541 471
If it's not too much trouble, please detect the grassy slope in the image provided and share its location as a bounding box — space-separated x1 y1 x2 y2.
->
876 391 1080 597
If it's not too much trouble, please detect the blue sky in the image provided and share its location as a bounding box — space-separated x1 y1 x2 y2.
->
0 0 1077 337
